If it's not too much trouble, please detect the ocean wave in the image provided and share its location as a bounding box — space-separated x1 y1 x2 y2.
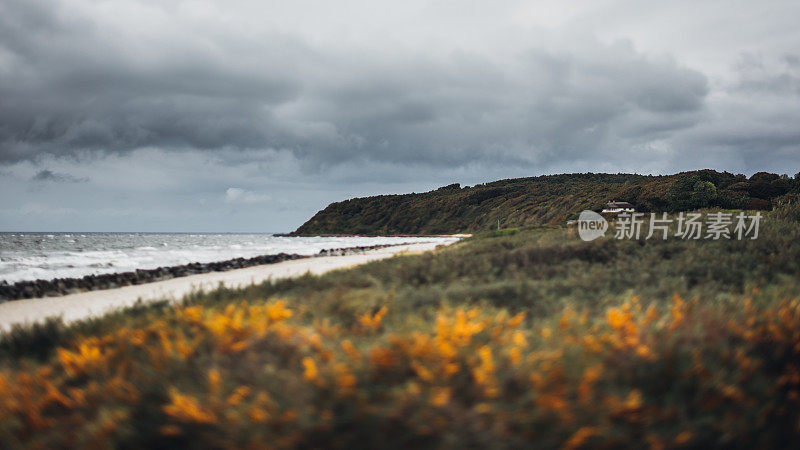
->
0 234 456 283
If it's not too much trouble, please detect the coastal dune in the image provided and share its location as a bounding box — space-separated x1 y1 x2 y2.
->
0 240 458 332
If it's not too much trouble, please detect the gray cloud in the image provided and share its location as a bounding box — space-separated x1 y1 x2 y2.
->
225 187 271 204
733 53 800 96
670 52 800 171
0 0 711 172
0 0 799 231
31 169 87 183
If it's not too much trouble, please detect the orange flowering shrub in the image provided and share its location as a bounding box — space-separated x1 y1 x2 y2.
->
357 306 388 332
1 293 800 448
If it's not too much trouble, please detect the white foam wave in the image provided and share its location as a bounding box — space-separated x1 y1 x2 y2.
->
0 234 460 283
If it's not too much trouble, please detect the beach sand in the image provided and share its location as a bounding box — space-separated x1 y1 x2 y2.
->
0 240 459 332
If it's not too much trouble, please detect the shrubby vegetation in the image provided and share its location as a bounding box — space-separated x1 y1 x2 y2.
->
1 202 800 448
293 170 800 235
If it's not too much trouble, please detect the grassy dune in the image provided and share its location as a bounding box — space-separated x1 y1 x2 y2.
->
2 203 800 448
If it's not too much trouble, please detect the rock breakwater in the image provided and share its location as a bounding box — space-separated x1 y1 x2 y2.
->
0 244 401 301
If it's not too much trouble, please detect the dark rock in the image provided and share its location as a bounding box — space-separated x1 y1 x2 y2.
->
0 242 408 301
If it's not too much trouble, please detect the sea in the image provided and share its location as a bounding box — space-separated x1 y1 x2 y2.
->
0 233 454 284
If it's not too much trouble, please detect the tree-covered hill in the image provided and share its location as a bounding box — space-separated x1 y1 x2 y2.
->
292 170 800 235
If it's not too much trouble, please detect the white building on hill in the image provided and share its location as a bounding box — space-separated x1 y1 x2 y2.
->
601 201 635 214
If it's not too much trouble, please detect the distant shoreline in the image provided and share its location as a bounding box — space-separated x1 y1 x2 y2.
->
278 233 472 238
0 243 411 302
0 240 460 332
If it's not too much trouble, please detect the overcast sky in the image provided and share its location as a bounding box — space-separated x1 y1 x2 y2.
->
1 0 799 231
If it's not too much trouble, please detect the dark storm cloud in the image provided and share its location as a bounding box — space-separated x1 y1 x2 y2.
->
31 169 87 183
300 44 709 169
2 0 799 232
0 0 711 171
0 0 309 161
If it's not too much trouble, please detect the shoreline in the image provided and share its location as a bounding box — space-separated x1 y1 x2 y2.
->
0 243 423 302
0 239 460 332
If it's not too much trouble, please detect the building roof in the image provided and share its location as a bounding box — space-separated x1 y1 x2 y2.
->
606 201 634 208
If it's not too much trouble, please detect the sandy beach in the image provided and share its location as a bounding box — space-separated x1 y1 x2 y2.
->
0 240 459 332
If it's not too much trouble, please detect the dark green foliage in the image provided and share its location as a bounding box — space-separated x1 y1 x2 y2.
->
691 180 717 207
2 211 800 448
667 176 719 211
0 319 67 361
6 211 799 363
665 174 701 211
294 173 654 235
293 170 795 235
749 172 781 183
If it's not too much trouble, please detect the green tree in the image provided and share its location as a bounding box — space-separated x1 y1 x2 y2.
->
791 172 800 194
749 171 780 183
690 180 717 208
667 174 700 211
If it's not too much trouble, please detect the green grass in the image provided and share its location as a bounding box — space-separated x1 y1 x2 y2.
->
1 205 800 448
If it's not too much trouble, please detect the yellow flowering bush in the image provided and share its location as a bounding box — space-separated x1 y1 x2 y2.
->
2 220 800 448
0 293 799 448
